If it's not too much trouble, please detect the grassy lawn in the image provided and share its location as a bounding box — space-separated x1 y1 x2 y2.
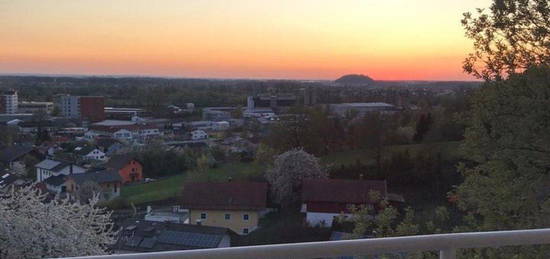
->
120 161 265 205
321 141 462 167
120 141 461 206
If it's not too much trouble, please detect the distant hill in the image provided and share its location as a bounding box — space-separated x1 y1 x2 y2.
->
335 74 375 85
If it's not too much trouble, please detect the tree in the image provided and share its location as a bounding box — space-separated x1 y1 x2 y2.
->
347 191 419 239
255 143 277 165
265 149 327 206
0 186 116 258
462 0 550 80
453 66 550 256
78 181 103 203
413 113 432 143
0 125 18 147
22 155 40 179
195 153 214 174
231 105 243 119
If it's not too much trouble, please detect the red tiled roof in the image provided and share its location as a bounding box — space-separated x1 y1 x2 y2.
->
181 182 268 211
302 179 387 204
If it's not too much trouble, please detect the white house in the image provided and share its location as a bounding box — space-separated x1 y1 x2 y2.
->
80 148 107 161
212 121 230 131
191 130 208 140
137 127 161 138
113 129 134 141
84 130 101 140
301 179 387 227
35 159 86 182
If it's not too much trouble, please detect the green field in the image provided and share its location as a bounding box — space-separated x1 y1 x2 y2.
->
118 142 461 206
120 162 265 205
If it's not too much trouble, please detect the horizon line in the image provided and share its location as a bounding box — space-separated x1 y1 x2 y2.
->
0 72 482 83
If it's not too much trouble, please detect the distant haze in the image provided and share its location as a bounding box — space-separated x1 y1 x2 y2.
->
1 0 490 80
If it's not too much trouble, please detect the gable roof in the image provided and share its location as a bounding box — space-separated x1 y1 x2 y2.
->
105 155 138 170
0 145 34 163
114 220 229 252
73 145 98 156
69 170 122 185
35 159 62 170
302 179 387 204
181 181 267 211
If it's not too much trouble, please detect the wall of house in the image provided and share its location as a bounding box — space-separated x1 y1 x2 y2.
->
36 165 86 183
305 212 351 227
99 181 120 200
189 209 259 235
85 149 107 161
119 160 143 184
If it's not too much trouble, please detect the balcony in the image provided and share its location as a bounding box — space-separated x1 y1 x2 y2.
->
70 228 550 259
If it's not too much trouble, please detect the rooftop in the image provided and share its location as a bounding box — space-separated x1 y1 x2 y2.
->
335 102 395 107
181 181 268 211
92 120 137 126
114 220 230 252
69 170 122 185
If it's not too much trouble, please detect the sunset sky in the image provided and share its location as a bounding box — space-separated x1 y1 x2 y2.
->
0 0 490 80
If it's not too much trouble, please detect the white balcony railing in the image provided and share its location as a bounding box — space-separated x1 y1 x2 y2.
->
71 228 550 259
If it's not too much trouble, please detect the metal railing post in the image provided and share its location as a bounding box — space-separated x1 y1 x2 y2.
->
439 248 456 259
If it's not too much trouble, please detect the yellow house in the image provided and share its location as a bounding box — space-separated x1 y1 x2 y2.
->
181 182 268 235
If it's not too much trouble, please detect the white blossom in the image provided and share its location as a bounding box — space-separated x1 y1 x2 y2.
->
0 186 117 258
266 148 327 205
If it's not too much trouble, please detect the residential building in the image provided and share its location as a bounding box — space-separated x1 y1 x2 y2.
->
212 121 230 131
57 95 105 122
74 146 107 161
0 145 38 171
104 155 143 184
113 129 134 141
17 101 54 114
96 138 124 155
90 120 162 142
43 169 121 200
190 130 208 140
113 220 231 253
144 206 188 224
301 179 387 227
0 90 18 114
181 182 268 235
35 159 86 182
66 169 121 200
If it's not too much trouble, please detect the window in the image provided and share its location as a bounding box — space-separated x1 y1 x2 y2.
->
224 213 231 220
243 214 249 221
243 228 249 234
200 213 207 220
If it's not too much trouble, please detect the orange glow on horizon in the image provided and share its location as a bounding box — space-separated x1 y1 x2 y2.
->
0 0 491 80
